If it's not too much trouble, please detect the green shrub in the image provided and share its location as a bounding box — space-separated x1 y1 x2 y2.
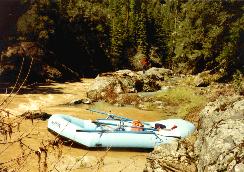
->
232 70 244 95
155 87 207 118
129 52 148 71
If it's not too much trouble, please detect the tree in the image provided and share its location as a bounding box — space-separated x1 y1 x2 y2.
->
16 0 243 78
160 0 243 76
17 1 55 45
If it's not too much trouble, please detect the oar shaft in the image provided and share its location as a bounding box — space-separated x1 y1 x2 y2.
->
75 129 181 139
87 109 150 124
87 109 131 121
92 121 156 131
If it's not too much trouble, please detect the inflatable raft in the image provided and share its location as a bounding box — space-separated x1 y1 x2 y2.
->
47 112 195 148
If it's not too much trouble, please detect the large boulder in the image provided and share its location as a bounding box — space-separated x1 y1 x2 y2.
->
193 71 212 87
193 71 220 87
144 140 197 172
0 42 46 83
0 42 79 83
86 68 173 101
144 95 244 172
195 96 244 172
86 70 141 102
141 67 173 91
144 67 173 80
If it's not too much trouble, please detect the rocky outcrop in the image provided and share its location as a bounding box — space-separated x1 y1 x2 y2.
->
0 42 79 83
193 71 221 87
21 110 52 120
2 42 43 58
66 98 92 105
145 139 197 172
86 68 173 102
195 96 244 172
145 95 244 172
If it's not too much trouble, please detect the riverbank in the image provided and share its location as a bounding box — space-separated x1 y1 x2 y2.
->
0 79 167 172
0 71 243 171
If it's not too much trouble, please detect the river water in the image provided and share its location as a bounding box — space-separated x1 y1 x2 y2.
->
0 79 168 171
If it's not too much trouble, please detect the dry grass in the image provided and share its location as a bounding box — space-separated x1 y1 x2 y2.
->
155 87 207 119
0 103 93 172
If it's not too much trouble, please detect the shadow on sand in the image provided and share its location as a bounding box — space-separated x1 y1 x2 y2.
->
62 139 153 153
0 82 65 94
49 131 153 153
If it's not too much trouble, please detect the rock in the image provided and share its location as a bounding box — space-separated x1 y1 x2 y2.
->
193 71 222 87
3 42 43 58
116 93 141 105
86 76 125 101
68 98 92 105
195 96 244 172
234 163 244 172
0 42 79 83
193 71 211 87
42 64 63 81
194 76 206 87
138 67 173 92
145 140 197 172
0 42 42 82
21 110 51 120
86 68 173 102
144 95 244 172
143 67 173 79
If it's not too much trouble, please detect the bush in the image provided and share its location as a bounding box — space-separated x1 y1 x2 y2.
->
232 70 244 95
129 52 149 71
155 87 207 118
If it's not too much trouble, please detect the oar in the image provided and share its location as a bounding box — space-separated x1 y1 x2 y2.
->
87 109 131 121
75 129 181 139
75 129 153 133
87 109 151 125
92 121 181 139
91 120 157 131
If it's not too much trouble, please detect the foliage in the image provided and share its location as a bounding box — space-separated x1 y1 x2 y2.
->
16 0 244 78
232 70 244 95
17 1 55 44
161 0 244 75
129 52 147 71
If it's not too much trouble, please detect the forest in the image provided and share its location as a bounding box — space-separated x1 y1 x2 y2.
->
0 1 244 171
3 0 244 80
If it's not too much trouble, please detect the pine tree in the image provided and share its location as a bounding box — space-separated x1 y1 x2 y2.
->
137 1 147 54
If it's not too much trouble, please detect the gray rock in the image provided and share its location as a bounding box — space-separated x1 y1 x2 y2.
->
86 76 126 101
195 96 244 172
86 68 173 102
145 140 197 172
145 96 244 172
234 163 244 172
193 71 211 87
68 98 92 105
143 67 173 79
